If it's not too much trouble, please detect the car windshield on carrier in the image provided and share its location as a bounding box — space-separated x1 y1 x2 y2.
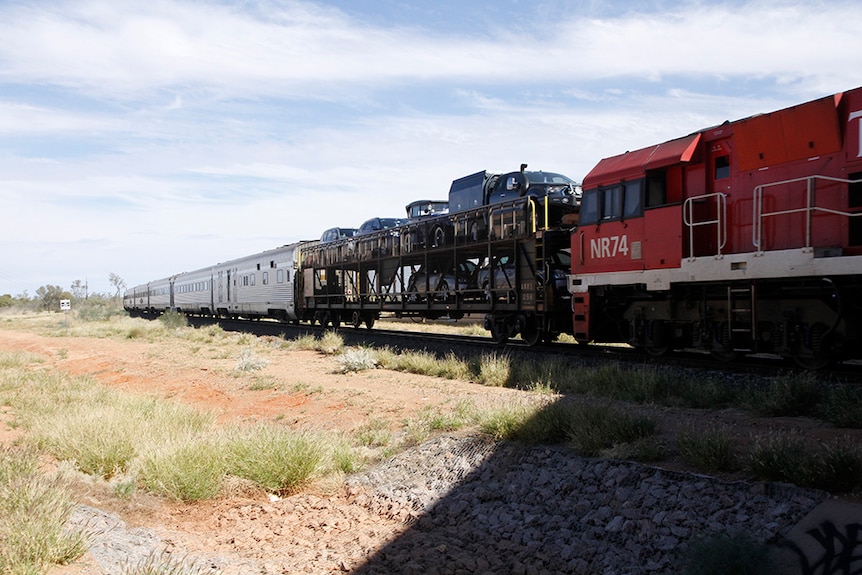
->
524 172 576 185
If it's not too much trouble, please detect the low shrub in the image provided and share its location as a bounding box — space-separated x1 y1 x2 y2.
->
158 310 187 330
234 348 269 372
318 331 344 355
337 347 378 372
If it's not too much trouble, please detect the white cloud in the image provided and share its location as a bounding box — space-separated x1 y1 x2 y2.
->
1 0 860 295
1 0 858 100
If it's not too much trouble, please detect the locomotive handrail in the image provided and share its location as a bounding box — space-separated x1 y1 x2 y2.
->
753 175 862 254
683 192 727 260
528 198 537 233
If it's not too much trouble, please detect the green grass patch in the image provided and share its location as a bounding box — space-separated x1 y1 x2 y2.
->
0 445 89 574
353 418 393 448
477 399 659 459
223 424 328 495
139 439 225 502
471 352 512 387
748 433 862 493
745 372 823 418
819 385 862 428
678 427 739 473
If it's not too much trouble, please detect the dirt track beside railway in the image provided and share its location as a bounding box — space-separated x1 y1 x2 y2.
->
0 322 859 573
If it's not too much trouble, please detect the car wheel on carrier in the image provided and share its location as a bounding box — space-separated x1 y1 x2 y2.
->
432 226 445 248
438 280 450 302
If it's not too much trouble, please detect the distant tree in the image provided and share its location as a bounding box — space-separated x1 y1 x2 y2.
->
70 279 88 300
108 273 126 300
0 294 13 308
35 285 72 312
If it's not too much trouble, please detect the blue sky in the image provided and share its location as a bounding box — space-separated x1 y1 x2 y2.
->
1 0 860 298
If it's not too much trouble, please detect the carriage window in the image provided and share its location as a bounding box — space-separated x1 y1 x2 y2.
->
623 181 643 219
262 272 269 285
580 190 599 225
714 155 730 180
602 186 622 220
250 273 256 286
277 269 284 284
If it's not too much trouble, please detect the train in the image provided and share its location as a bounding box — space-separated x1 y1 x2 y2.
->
125 85 862 368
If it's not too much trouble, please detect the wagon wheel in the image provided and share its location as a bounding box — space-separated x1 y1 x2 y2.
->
488 319 509 345
520 322 542 347
351 311 363 329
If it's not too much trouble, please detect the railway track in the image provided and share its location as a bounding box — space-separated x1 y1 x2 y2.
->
185 315 862 384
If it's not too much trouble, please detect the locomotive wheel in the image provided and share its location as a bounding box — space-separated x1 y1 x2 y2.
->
644 320 669 356
645 343 669 357
710 349 739 363
709 322 737 362
793 322 833 370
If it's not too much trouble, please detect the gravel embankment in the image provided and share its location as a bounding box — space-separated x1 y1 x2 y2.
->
69 434 825 575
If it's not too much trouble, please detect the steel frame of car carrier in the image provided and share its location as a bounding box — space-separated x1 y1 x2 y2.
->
299 196 576 343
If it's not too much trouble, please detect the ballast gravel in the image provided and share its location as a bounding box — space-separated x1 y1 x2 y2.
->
70 434 825 575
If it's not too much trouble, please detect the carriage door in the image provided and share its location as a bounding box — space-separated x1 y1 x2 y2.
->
218 270 224 304
695 138 733 256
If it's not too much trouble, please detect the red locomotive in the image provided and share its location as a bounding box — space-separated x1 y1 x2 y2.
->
570 86 862 367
